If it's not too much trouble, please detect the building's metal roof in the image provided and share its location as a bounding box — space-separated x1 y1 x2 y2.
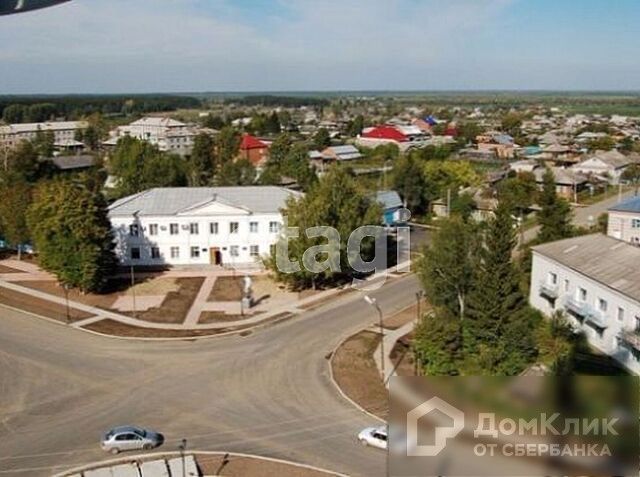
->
51 155 95 170
108 186 302 217
532 234 640 303
376 190 403 210
609 195 640 213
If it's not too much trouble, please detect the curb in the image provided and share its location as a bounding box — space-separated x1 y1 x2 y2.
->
0 303 296 343
327 329 386 424
52 450 349 477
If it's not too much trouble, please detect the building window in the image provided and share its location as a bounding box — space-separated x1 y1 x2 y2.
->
151 247 160 259
230 245 239 257
578 287 587 302
250 245 259 257
210 222 219 235
190 247 200 259
618 307 625 322
547 272 557 285
632 219 640 229
148 224 158 236
250 222 259 233
170 223 179 235
269 221 281 233
635 317 640 333
564 279 570 292
170 247 180 259
190 223 199 235
129 224 140 237
598 298 608 313
131 247 140 260
230 222 239 234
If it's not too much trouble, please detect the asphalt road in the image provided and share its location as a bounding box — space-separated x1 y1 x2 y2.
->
0 273 422 476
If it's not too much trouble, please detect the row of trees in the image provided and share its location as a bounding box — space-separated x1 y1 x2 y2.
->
0 140 115 291
413 167 577 375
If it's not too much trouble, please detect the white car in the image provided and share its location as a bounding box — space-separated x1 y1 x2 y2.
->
358 425 388 450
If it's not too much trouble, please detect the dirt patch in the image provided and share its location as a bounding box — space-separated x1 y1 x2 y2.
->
209 276 244 301
0 287 93 323
390 333 416 376
383 301 428 330
196 454 339 477
128 277 203 324
0 265 21 274
331 330 388 419
14 280 118 309
83 319 229 338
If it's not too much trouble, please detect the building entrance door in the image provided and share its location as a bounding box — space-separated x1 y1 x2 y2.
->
210 247 222 265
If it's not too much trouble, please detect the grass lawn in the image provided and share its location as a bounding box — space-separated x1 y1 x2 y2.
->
331 330 388 419
0 286 93 323
131 277 203 324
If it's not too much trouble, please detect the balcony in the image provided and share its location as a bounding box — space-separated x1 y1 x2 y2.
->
619 329 640 352
539 281 559 300
564 296 588 319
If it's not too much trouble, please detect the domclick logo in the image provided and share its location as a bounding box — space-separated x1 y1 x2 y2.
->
406 396 464 457
389 376 639 477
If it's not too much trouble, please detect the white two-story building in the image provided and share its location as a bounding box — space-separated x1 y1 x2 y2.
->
105 117 201 156
108 187 301 267
530 234 640 374
607 196 640 246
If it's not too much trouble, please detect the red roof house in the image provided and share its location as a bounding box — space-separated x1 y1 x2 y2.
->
361 126 407 142
239 134 269 167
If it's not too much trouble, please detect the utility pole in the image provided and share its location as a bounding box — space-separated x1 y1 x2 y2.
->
446 188 451 218
64 284 71 324
130 264 137 318
364 295 385 381
179 439 187 477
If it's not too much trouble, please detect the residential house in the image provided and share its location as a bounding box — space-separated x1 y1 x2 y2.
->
0 121 88 152
356 124 429 152
108 186 301 267
530 234 640 375
239 134 270 168
105 117 199 157
375 190 405 227
475 132 519 159
533 167 588 201
607 196 640 245
309 144 363 172
50 154 96 172
572 150 631 184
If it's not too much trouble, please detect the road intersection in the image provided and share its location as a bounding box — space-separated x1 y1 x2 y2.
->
0 274 421 477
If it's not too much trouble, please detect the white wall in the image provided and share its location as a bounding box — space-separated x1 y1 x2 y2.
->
530 252 640 374
111 213 283 267
608 210 640 245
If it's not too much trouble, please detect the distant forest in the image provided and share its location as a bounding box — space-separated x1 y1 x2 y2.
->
223 95 329 108
0 95 202 123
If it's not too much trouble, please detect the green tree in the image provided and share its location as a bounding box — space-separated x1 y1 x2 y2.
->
2 104 27 123
465 202 536 374
267 167 381 290
33 130 55 158
497 171 537 215
346 115 365 137
2 141 49 183
109 137 187 198
537 168 573 243
312 128 331 150
418 217 476 321
392 154 426 214
621 163 640 195
187 133 217 186
0 181 32 259
587 136 616 151
27 177 117 292
413 312 462 375
216 126 241 165
265 112 281 135
501 112 523 137
217 159 256 186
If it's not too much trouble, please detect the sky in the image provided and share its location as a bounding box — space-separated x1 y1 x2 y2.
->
1 0 639 94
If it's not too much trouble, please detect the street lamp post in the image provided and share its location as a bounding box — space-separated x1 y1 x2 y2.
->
130 264 137 318
179 438 187 477
364 295 385 381
63 283 71 324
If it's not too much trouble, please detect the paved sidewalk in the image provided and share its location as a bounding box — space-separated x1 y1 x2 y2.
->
374 319 416 388
183 275 218 326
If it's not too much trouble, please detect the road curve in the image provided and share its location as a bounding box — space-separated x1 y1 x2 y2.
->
0 274 421 476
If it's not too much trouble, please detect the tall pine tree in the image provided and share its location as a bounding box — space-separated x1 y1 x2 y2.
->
537 168 573 243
